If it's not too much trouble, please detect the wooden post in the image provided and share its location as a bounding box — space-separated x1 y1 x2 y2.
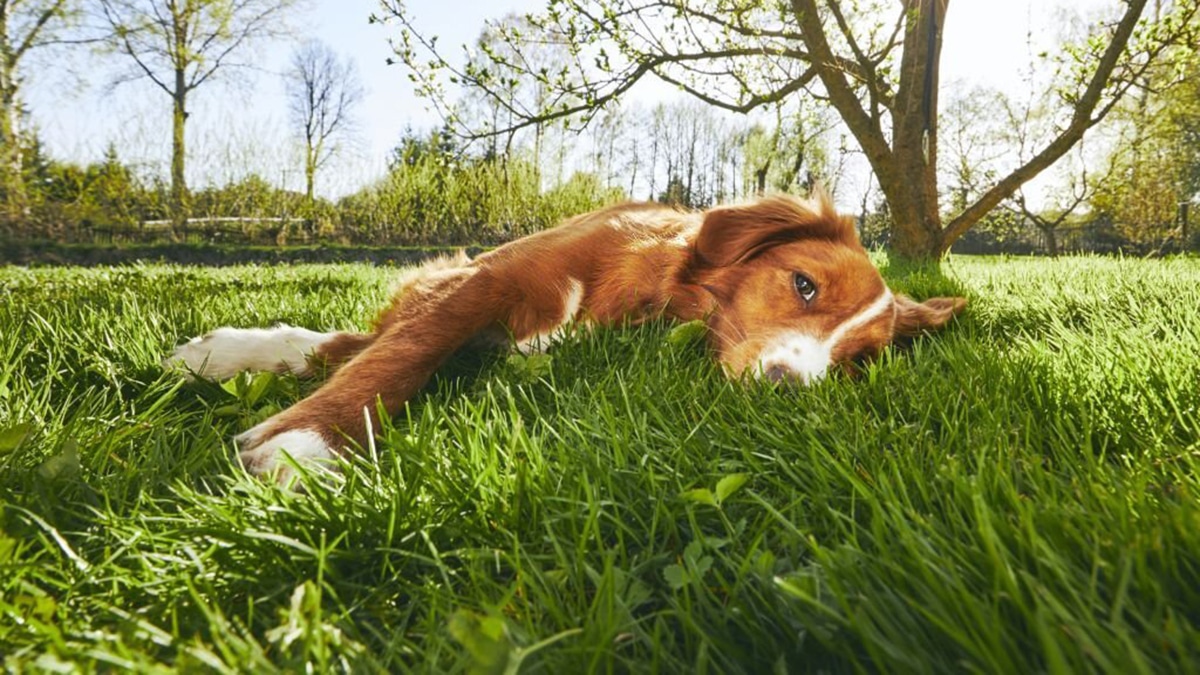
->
1181 201 1190 250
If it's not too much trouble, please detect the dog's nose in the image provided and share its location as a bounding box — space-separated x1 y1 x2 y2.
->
765 364 790 382
763 363 820 386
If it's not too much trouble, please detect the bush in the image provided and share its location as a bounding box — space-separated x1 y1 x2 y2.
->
335 154 623 245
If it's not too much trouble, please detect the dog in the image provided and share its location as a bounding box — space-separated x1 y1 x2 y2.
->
165 192 966 484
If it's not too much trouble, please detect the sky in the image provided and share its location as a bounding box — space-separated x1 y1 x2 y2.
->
22 0 1111 201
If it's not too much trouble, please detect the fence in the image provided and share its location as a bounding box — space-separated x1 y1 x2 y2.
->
949 219 1196 256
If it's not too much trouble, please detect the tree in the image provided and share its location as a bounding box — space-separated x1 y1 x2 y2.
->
1007 148 1098 257
996 70 1111 257
88 142 141 227
98 0 302 232
389 123 459 170
383 0 1200 263
0 0 81 227
741 104 834 197
1091 31 1200 250
939 86 1004 214
285 39 362 218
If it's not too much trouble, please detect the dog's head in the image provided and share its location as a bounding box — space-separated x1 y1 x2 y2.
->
688 192 966 383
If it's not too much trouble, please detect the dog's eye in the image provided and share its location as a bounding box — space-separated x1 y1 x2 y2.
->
792 273 817 304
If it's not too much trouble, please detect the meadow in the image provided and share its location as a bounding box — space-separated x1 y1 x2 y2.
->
1 255 1199 673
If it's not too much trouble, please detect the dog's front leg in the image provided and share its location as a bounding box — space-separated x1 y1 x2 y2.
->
164 326 375 380
233 266 511 484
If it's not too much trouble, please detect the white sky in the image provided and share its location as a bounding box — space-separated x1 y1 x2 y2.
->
22 0 1112 200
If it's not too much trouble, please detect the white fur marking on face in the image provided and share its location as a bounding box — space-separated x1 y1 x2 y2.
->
516 278 585 354
235 428 336 485
163 325 336 380
755 289 894 384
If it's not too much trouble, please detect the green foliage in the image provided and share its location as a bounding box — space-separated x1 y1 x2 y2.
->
13 145 324 245
1091 36 1200 250
18 141 158 237
0 127 626 247
338 128 623 245
192 174 302 219
1 256 1200 671
389 123 460 169
656 174 695 208
740 107 832 198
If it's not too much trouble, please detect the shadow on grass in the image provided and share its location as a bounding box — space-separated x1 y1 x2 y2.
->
876 255 972 300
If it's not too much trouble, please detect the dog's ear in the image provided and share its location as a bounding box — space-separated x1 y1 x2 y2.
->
893 294 967 337
694 192 854 267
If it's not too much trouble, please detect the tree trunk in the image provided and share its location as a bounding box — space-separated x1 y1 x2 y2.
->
304 143 317 239
171 71 189 238
533 122 543 188
1182 202 1190 249
886 0 947 263
792 0 948 264
795 0 1147 263
0 68 26 228
1042 226 1059 257
305 145 315 204
878 172 943 261
785 138 805 192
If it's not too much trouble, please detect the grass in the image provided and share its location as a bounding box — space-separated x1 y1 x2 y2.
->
1 255 1199 673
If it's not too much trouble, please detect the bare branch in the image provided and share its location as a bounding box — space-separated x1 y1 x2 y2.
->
942 0 1157 248
13 0 69 61
286 38 363 197
790 0 893 166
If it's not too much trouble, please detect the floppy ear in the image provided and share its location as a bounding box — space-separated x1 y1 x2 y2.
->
893 295 967 337
694 192 852 267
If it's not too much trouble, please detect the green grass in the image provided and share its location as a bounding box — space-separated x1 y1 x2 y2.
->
1 255 1199 673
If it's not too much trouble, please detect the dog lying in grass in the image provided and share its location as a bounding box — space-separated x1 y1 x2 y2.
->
166 192 966 484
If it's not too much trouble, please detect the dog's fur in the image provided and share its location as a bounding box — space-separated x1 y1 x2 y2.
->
166 192 966 484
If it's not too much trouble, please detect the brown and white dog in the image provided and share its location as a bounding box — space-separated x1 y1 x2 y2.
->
166 192 966 483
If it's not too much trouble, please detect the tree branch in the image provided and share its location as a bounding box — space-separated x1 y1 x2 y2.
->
790 0 892 167
13 0 68 61
942 0 1151 248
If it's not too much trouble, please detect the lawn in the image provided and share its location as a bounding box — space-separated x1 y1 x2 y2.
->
1 255 1199 673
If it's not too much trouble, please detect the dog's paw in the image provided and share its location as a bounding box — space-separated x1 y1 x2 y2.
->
163 325 335 380
163 333 223 380
234 422 338 487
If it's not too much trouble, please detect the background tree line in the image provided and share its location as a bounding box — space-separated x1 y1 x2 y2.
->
1 97 841 245
1 1 1199 256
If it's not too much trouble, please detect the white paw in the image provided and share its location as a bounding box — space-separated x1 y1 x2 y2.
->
235 425 338 485
163 325 336 380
